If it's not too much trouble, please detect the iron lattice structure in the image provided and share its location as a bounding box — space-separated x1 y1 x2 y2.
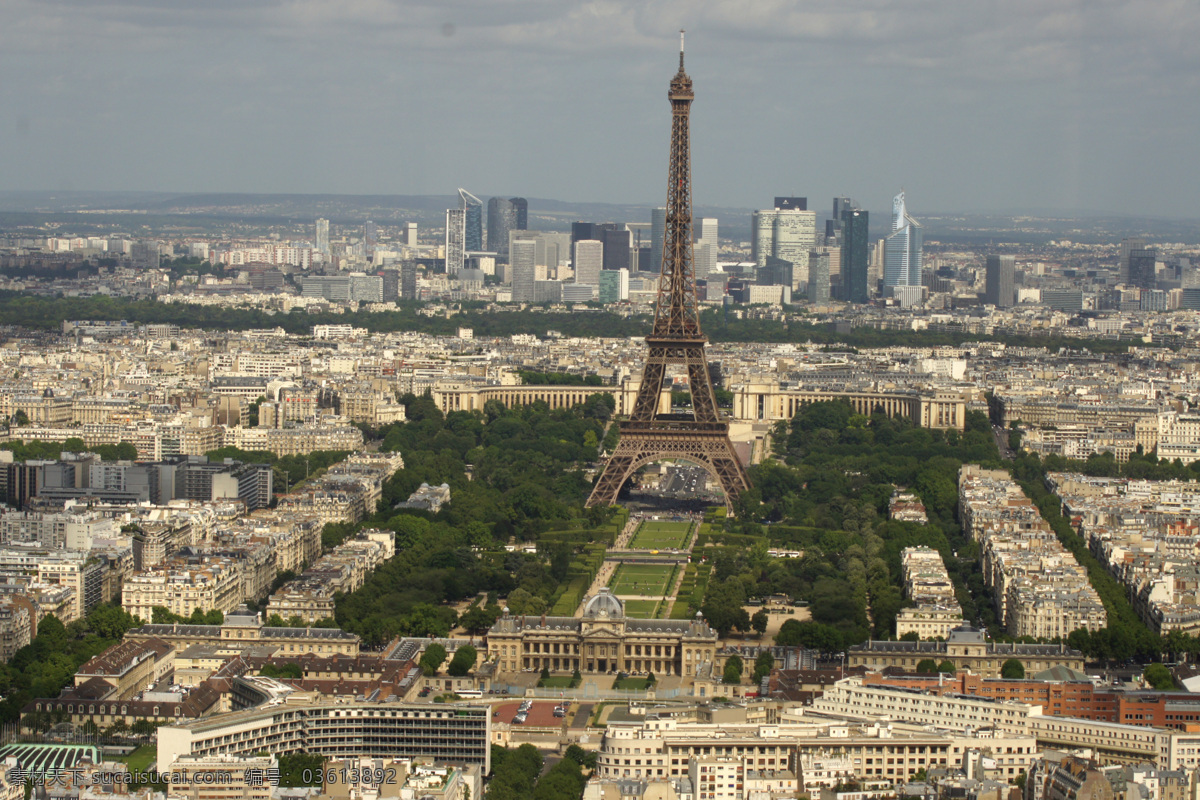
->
587 36 751 513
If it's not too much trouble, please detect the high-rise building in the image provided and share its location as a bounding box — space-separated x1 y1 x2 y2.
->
1119 237 1145 284
364 220 377 257
808 249 831 304
1128 248 1158 290
571 222 598 247
759 256 793 288
444 207 465 275
883 191 923 292
649 207 666 274
573 240 603 286
511 239 537 302
381 269 399 302
512 197 528 231
348 273 383 302
458 189 483 252
774 197 807 211
842 206 870 303
752 204 816 292
598 268 629 304
403 222 418 247
487 197 528 255
695 217 718 281
487 198 511 254
315 219 330 256
984 255 1016 308
400 261 418 300
599 225 632 272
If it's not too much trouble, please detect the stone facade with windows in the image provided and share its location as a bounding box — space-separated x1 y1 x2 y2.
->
486 589 718 677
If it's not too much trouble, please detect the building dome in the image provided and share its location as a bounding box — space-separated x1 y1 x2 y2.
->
582 588 625 619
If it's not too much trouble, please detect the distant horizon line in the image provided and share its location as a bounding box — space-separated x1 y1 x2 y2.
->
0 189 1194 223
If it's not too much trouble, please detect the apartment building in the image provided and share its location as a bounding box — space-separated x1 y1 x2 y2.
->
122 559 244 621
156 701 490 774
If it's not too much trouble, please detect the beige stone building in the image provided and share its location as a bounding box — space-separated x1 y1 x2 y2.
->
125 607 360 657
487 590 718 677
847 625 1085 677
74 637 174 700
122 559 244 622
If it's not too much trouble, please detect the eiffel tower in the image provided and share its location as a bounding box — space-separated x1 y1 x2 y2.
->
587 33 751 512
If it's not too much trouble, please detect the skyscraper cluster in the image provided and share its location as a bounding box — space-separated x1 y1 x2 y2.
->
752 197 816 293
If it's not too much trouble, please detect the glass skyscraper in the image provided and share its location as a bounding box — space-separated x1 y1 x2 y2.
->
458 189 483 252
841 206 869 303
883 191 923 291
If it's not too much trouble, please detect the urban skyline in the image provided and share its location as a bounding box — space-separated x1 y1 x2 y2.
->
1 2 1197 218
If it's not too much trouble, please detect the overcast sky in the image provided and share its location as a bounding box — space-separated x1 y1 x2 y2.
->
2 0 1198 218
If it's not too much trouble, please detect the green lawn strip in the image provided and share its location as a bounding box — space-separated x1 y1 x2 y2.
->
622 600 661 618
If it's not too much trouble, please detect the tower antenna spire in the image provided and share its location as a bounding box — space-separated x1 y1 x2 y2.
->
586 37 750 514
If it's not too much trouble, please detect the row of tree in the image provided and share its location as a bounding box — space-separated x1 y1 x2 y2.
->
0 292 1143 355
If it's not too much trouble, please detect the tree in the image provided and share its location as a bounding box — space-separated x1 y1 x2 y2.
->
420 643 447 676
937 660 956 673
447 645 478 676
751 609 769 638
753 651 774 684
1144 662 1175 691
459 605 498 638
723 661 743 685
131 719 156 736
564 743 597 771
1000 659 1025 679
916 659 939 674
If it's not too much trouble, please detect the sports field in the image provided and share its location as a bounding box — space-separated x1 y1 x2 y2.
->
629 521 692 550
608 563 676 597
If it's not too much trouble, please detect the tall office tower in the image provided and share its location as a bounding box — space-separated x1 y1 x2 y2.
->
649 207 666 274
774 197 807 211
1128 248 1158 289
842 206 870 303
695 217 718 281
598 268 629 303
510 239 537 302
827 197 852 245
364 220 377 256
571 221 599 247
315 218 330 256
511 197 528 231
985 255 1016 308
573 240 604 286
444 207 465 275
883 191 924 292
403 222 418 247
1119 237 1145 284
381 270 399 302
458 189 483 251
808 249 831 304
400 261 418 299
487 198 513 254
599 224 632 272
752 204 816 291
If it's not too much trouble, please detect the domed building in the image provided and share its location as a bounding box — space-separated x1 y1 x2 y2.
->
487 589 718 677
